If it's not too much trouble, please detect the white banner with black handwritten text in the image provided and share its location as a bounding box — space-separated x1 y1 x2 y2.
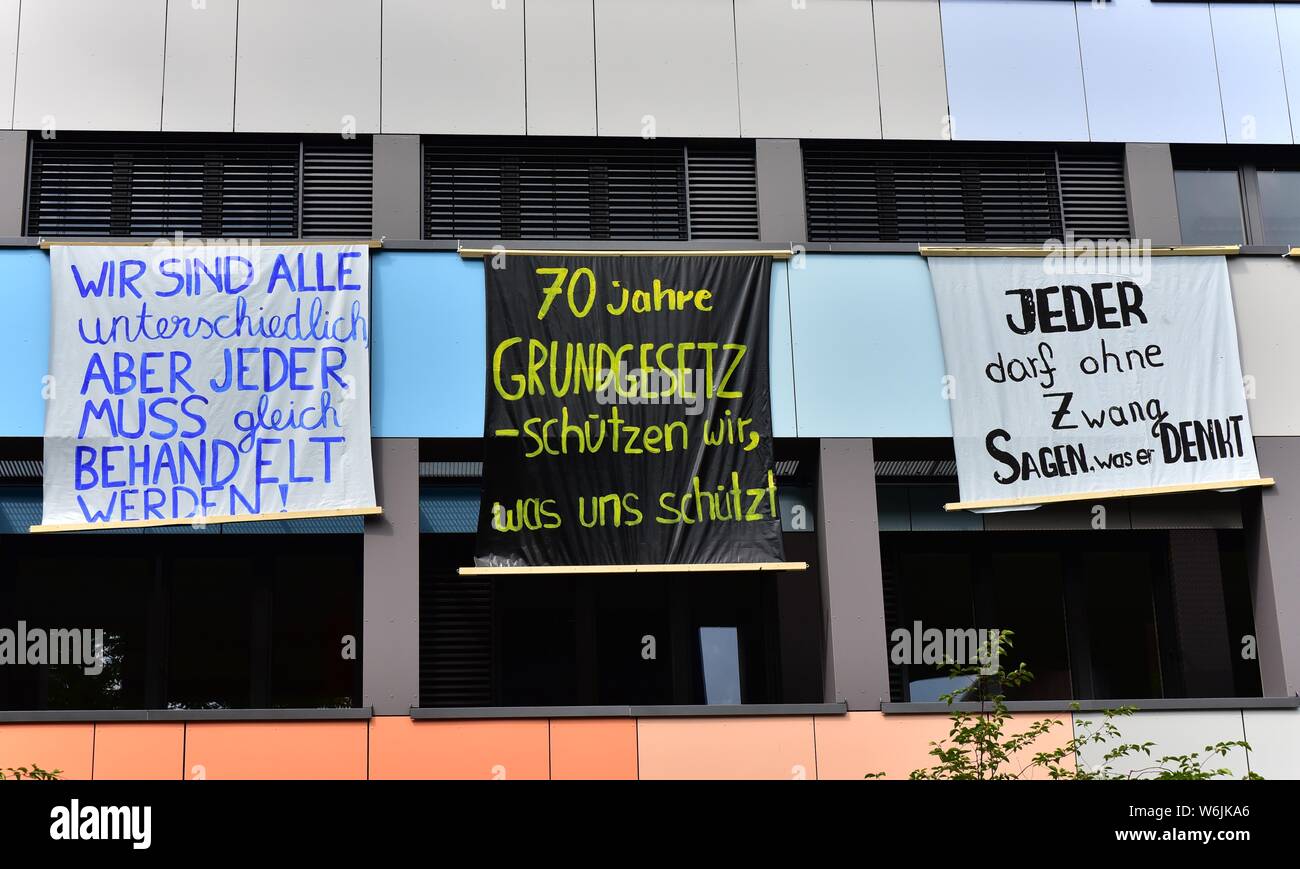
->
40 243 376 529
928 256 1259 508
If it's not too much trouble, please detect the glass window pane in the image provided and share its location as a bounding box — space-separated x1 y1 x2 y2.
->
1175 170 1245 244
895 550 978 702
985 551 1071 701
1257 170 1300 245
1078 550 1162 700
699 627 742 705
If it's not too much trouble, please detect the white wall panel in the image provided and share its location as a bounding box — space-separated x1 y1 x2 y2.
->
735 0 879 139
1211 4 1292 144
526 0 596 136
383 0 524 135
1242 710 1300 779
939 0 1089 142
875 0 948 140
1276 5 1300 143
235 0 380 134
1229 257 1300 437
162 0 237 132
1077 0 1224 143
0 1 19 129
13 0 166 132
594 0 739 138
1073 711 1249 778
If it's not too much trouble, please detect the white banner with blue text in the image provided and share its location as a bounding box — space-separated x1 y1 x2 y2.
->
39 243 376 530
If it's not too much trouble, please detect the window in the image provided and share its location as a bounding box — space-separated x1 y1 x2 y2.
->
1256 170 1300 244
875 439 1260 703
0 532 362 710
422 138 759 241
1173 148 1300 245
0 455 363 711
26 134 373 238
416 439 823 708
880 522 1259 703
802 142 1131 243
1174 169 1245 245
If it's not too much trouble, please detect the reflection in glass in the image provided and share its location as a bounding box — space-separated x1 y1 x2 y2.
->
1174 170 1245 245
1258 170 1300 245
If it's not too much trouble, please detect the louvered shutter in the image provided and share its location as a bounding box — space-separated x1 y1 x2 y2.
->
687 141 759 240
804 142 1128 244
215 142 299 238
420 573 494 707
27 136 373 239
300 139 374 238
423 138 757 241
1057 149 1132 239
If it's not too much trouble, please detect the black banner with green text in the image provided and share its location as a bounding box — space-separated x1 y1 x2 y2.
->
474 254 784 567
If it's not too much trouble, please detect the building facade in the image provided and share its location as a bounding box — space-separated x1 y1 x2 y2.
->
1 0 1300 779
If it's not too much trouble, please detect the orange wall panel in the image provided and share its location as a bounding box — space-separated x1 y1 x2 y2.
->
815 712 1076 780
636 716 816 780
0 723 94 780
369 716 549 779
94 723 184 780
550 719 637 780
183 721 368 780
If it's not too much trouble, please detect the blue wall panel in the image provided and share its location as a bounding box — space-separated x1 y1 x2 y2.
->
1211 4 1293 145
939 0 1090 142
0 250 50 437
787 255 951 437
1077 0 1225 143
371 251 486 437
770 260 797 437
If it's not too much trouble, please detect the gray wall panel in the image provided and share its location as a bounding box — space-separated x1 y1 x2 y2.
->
235 0 381 134
1124 143 1181 246
162 0 237 132
525 0 597 136
817 438 889 711
1250 438 1300 698
383 0 525 135
363 438 421 715
0 131 25 235
874 0 948 140
14 0 166 132
594 0 739 138
1229 257 1300 437
735 0 879 139
755 139 806 243
372 134 422 240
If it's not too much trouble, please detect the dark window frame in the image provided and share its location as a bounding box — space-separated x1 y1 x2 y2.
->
1173 145 1300 245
